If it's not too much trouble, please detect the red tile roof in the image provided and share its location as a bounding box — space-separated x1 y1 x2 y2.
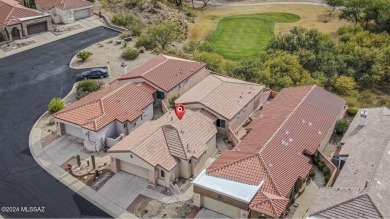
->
206 85 346 217
250 191 289 218
0 0 45 25
35 0 93 10
117 55 206 92
54 82 156 131
109 109 217 170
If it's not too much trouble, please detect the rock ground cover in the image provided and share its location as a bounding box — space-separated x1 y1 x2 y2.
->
207 12 300 59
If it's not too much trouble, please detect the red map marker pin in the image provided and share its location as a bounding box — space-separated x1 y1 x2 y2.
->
174 104 186 120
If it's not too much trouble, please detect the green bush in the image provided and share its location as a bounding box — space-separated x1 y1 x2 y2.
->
309 170 316 178
135 35 156 50
335 119 349 135
324 174 331 183
112 13 139 27
77 79 101 92
77 51 93 61
121 49 139 60
168 95 180 108
317 161 325 170
347 107 359 116
48 98 65 113
131 25 142 37
322 166 330 175
313 156 320 165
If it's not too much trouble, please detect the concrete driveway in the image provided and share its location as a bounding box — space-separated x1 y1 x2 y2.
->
0 26 118 218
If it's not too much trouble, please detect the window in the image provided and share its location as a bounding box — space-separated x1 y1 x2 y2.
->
160 170 165 178
123 123 127 128
130 154 133 158
156 91 165 100
216 119 226 128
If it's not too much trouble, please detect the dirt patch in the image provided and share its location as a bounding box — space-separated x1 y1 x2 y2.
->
1 40 36 52
127 194 153 214
131 198 194 219
147 178 191 195
188 4 348 41
37 113 58 148
52 24 84 36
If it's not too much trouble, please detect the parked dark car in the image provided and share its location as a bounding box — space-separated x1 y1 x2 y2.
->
76 68 108 81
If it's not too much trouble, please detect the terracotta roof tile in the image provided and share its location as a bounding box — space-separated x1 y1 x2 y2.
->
0 0 45 25
35 0 93 10
118 55 206 92
204 85 346 217
54 82 155 131
109 109 217 170
250 192 289 218
176 74 264 119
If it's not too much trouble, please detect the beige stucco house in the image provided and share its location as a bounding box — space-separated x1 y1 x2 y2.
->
108 109 217 187
175 74 270 144
193 85 346 218
54 82 156 151
116 55 210 112
0 0 52 41
35 0 93 24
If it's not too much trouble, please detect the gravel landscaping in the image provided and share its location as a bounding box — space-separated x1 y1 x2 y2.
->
135 199 194 219
70 36 156 82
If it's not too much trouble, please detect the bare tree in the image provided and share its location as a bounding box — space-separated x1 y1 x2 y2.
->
191 0 210 10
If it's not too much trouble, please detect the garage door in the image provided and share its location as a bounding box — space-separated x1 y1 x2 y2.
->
64 124 84 139
27 22 47 35
74 9 90 20
120 160 149 179
203 196 241 218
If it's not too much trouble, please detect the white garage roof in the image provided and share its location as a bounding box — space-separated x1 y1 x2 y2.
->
193 170 263 203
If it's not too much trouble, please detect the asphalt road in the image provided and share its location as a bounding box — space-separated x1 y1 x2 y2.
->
0 27 118 218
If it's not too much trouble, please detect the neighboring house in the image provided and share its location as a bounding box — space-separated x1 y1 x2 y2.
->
175 74 270 138
116 55 209 110
35 0 93 24
54 82 156 151
308 107 390 219
192 85 346 218
0 0 52 41
108 109 217 187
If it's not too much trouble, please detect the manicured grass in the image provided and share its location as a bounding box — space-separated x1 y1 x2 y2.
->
207 13 300 60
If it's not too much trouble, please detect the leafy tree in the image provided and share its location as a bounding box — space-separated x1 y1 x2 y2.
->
228 56 260 82
146 23 180 50
327 0 343 15
339 0 369 25
332 75 357 95
258 51 319 91
192 52 224 72
335 119 350 135
77 51 93 61
48 98 65 113
266 27 341 77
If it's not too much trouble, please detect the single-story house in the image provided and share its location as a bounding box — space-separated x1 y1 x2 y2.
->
116 55 210 110
192 85 347 218
54 82 156 151
108 109 217 187
0 0 52 41
175 74 270 138
35 0 93 24
308 107 390 219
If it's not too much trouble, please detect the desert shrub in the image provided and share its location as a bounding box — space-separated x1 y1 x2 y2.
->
322 166 330 176
77 80 102 92
309 170 316 178
125 0 141 8
317 161 325 170
121 49 139 60
112 12 142 36
347 107 359 116
313 156 320 165
131 25 142 36
335 119 349 135
123 41 128 48
120 31 132 39
135 35 156 50
48 98 64 113
77 51 93 61
168 95 180 108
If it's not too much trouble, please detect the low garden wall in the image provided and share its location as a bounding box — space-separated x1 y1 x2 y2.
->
227 127 240 146
318 151 339 187
161 100 169 114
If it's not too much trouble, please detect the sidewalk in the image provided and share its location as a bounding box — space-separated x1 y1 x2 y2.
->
0 16 104 59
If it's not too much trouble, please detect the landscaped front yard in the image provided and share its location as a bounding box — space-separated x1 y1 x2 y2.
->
207 12 300 60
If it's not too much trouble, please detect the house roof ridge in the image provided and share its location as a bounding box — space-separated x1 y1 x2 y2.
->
55 99 101 115
259 85 315 154
207 153 260 178
258 155 283 197
310 194 382 218
5 4 15 21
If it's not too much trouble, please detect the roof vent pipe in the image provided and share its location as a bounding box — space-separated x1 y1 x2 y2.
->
359 110 368 127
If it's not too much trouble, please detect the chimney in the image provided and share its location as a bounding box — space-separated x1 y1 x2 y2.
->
359 110 368 126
